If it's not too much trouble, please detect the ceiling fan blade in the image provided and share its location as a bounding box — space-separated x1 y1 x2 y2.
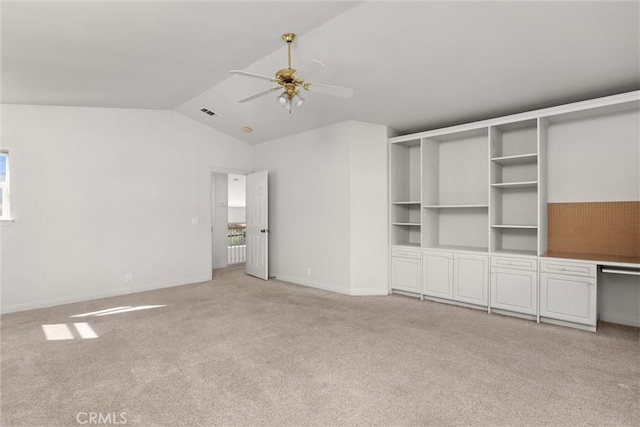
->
293 59 325 81
237 87 280 103
303 82 354 98
229 70 277 83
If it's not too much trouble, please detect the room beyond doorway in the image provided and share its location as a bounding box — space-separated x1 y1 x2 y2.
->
211 172 247 270
227 174 247 265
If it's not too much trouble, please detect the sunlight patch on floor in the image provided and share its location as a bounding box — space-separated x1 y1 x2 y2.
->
42 324 74 340
70 307 131 317
42 323 99 340
70 305 166 318
93 305 166 316
73 322 98 339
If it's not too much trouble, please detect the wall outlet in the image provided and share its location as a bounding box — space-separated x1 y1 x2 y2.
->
191 217 199 225
306 268 312 277
125 274 132 283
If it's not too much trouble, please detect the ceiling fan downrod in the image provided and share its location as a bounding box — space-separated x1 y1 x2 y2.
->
282 33 295 70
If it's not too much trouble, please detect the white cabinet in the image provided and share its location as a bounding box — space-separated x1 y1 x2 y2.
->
390 247 421 294
422 251 453 299
423 250 488 307
453 254 488 306
490 255 537 315
539 259 597 327
388 91 639 331
490 268 537 315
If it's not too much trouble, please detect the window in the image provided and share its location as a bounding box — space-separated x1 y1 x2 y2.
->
0 150 10 220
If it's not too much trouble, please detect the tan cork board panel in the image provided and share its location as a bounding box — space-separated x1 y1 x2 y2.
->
548 202 640 257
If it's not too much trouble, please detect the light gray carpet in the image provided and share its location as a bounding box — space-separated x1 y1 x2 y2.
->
1 264 639 426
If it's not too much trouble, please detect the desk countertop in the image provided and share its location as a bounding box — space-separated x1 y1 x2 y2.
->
542 251 640 269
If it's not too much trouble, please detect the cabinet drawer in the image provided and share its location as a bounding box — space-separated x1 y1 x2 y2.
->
391 247 421 259
491 256 537 271
540 259 596 278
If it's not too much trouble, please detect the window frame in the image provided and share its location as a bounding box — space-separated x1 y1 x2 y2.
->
0 150 10 221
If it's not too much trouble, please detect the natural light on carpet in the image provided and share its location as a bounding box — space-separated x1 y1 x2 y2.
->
42 322 98 340
71 305 166 317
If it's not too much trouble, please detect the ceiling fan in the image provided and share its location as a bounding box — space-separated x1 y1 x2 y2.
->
230 33 354 113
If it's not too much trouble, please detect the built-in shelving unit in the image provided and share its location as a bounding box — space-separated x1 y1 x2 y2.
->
423 205 489 209
389 138 421 247
491 181 537 189
388 90 640 330
421 128 489 253
490 119 541 256
491 153 538 165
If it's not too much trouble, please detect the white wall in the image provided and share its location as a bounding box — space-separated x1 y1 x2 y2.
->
547 110 639 202
0 105 252 313
348 122 389 295
252 120 388 296
228 207 245 224
211 173 229 270
228 173 246 223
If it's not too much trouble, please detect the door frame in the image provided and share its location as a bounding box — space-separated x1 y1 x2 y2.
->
208 167 251 277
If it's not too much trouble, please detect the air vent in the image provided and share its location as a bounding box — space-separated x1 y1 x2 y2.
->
200 108 216 116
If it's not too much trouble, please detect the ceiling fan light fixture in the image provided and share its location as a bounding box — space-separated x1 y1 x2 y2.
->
292 92 305 108
230 32 353 113
277 91 289 106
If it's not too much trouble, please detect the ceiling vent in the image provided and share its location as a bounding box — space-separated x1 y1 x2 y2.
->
200 108 216 116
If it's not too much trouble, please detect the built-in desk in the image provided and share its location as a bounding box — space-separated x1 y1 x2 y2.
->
543 251 640 270
540 252 640 331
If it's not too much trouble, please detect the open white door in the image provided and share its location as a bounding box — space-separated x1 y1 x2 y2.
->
246 170 268 280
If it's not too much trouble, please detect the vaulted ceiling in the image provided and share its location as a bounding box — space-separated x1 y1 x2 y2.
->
2 1 639 144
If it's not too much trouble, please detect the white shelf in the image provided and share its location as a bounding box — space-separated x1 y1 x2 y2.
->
424 244 489 253
491 181 537 189
392 243 421 248
423 205 488 209
392 222 421 226
392 201 421 205
491 249 538 257
491 153 538 165
492 224 538 229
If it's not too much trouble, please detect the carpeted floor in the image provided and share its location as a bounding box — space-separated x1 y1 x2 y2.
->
1 264 639 426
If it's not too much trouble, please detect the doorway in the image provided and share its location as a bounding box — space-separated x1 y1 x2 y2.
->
211 172 247 270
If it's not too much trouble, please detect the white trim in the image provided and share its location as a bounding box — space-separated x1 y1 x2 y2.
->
274 274 352 296
540 317 597 332
491 307 537 322
0 275 211 314
599 312 640 328
389 91 640 143
0 151 10 221
422 295 488 311
208 167 251 274
350 288 389 296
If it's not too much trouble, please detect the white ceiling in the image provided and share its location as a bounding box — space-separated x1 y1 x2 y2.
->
2 1 639 145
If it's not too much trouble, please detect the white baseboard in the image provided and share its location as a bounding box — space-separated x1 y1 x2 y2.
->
599 311 640 328
273 274 352 296
350 288 389 296
273 274 389 297
0 274 211 314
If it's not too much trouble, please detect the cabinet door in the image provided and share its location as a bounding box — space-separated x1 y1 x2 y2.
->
453 254 488 306
422 251 453 299
540 273 597 326
391 257 421 293
490 268 537 315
